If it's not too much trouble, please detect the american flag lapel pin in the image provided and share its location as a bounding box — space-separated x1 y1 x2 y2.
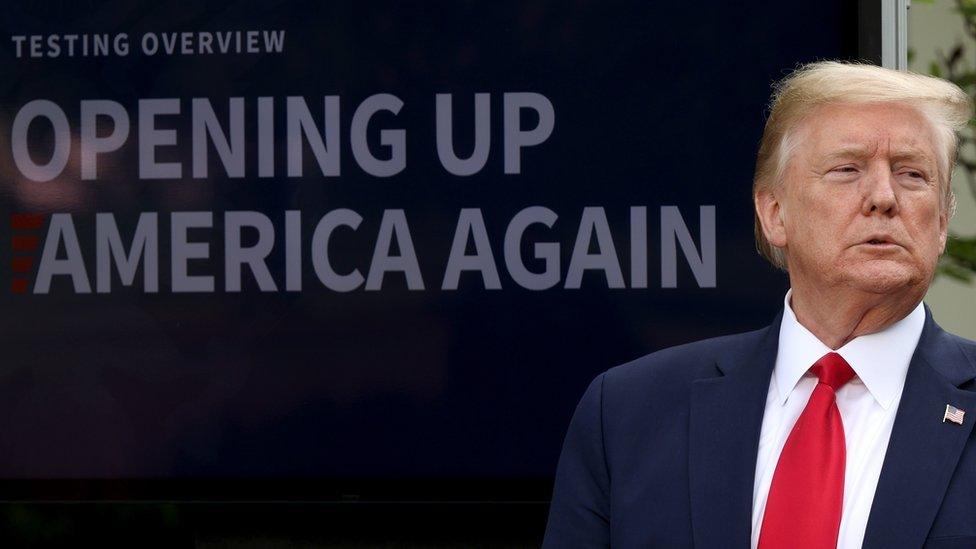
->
944 404 965 425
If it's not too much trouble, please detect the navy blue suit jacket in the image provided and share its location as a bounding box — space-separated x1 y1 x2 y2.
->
543 309 976 548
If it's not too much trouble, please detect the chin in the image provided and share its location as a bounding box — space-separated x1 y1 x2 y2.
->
843 262 924 295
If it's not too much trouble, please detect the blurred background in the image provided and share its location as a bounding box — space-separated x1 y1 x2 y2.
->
912 0 976 339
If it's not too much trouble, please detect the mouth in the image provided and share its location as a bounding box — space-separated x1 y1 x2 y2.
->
860 235 902 250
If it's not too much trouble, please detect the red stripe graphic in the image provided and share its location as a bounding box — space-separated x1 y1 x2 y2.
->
11 235 39 252
10 279 28 294
9 214 43 294
10 213 44 230
11 257 33 273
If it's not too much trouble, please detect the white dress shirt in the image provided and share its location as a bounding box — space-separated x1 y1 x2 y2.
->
750 291 925 549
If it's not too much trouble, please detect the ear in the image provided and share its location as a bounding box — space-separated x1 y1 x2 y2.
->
755 189 787 249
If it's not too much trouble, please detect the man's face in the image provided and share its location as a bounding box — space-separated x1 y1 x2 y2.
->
758 101 948 296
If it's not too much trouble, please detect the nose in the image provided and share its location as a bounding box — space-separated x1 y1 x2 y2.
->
860 164 899 216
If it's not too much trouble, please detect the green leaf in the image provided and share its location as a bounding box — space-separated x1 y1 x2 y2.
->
954 72 976 88
941 236 976 284
949 45 966 67
959 0 976 17
938 262 974 283
929 61 943 78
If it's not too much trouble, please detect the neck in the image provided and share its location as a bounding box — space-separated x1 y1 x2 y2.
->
788 283 923 350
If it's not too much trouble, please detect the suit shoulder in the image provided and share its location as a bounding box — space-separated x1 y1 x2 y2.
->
602 325 771 390
945 331 976 365
590 325 774 439
947 331 976 348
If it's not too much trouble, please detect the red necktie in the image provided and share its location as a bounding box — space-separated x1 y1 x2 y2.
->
758 352 855 549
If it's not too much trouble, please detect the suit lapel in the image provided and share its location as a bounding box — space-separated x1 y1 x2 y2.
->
689 313 781 548
862 311 976 548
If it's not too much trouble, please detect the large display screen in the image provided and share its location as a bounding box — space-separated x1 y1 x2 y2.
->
0 0 856 499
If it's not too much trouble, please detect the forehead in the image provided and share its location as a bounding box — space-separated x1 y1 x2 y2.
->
795 101 938 159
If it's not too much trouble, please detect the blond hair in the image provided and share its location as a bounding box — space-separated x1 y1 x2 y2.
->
753 61 973 269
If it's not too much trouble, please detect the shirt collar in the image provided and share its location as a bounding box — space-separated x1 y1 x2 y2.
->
774 289 925 410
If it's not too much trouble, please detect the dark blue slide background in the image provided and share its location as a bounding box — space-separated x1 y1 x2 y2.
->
0 0 850 494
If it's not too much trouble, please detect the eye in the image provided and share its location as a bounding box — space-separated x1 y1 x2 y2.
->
896 168 929 183
829 165 859 175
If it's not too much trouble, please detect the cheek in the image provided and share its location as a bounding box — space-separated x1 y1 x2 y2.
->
918 220 945 260
906 200 943 245
781 175 859 250
895 204 944 270
788 194 849 242
784 216 837 267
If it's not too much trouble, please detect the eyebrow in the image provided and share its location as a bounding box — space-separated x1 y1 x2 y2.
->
820 145 935 167
820 145 873 162
889 148 935 167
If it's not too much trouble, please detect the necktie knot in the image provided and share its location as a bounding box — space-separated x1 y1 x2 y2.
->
811 352 855 391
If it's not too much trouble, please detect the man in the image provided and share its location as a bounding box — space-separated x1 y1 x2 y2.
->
543 61 976 549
